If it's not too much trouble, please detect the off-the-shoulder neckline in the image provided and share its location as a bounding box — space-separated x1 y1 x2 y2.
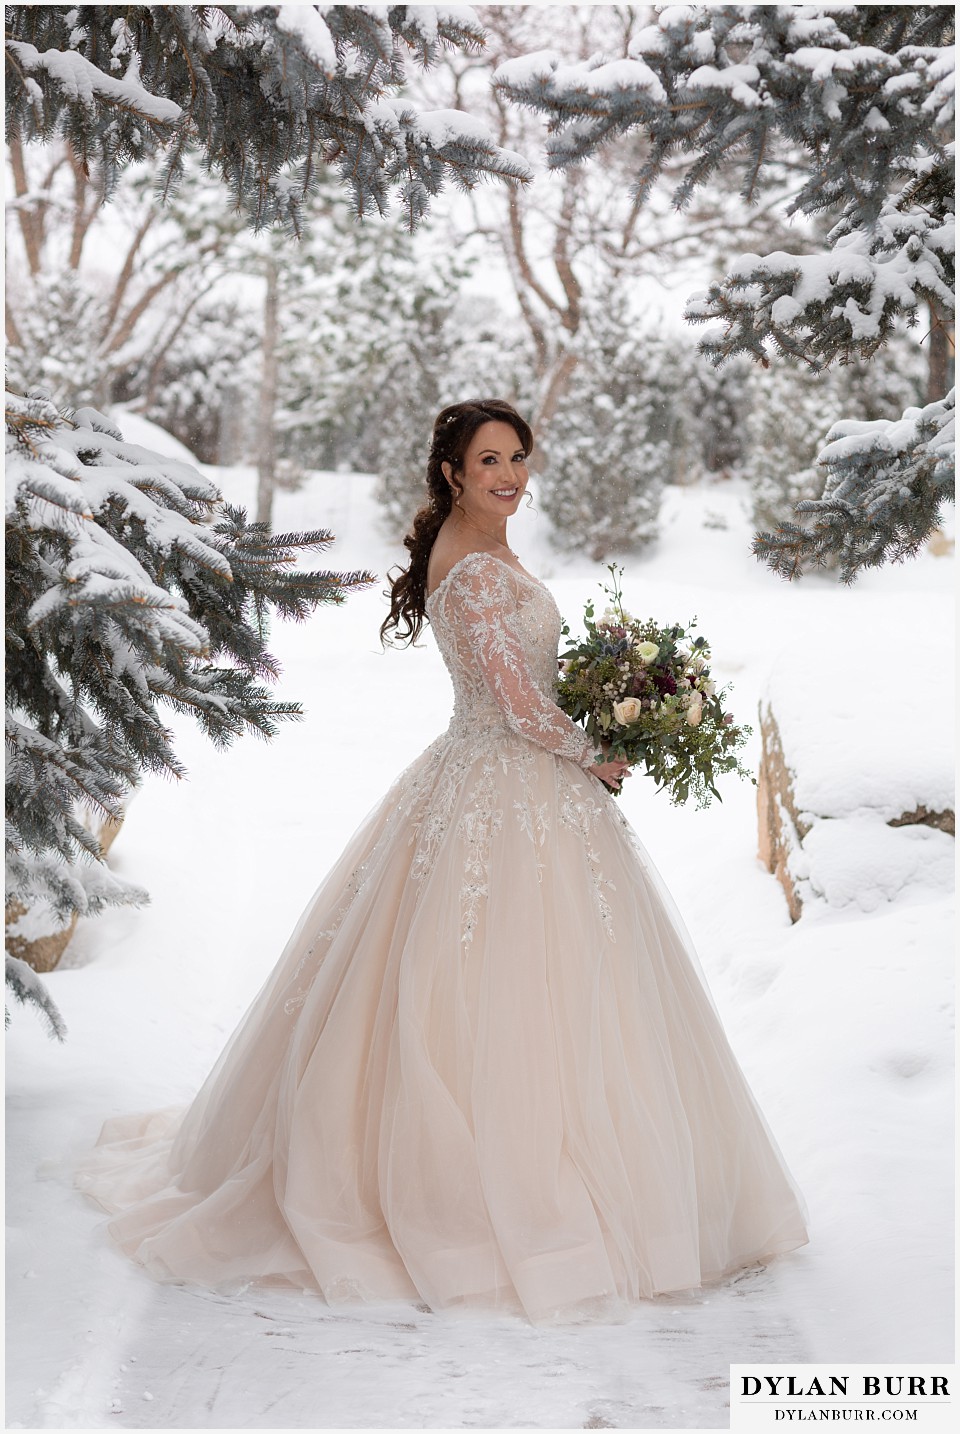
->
425 550 541 608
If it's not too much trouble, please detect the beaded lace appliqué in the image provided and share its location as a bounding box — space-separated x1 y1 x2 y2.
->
557 767 617 942
285 551 617 1003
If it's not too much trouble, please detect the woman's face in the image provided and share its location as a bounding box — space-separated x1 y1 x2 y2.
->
443 420 529 525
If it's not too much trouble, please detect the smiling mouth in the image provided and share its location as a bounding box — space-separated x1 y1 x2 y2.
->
491 487 519 499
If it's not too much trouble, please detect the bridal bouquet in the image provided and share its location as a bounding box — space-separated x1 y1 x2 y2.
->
556 567 755 808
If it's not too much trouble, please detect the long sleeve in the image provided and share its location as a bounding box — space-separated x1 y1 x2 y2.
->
443 554 602 770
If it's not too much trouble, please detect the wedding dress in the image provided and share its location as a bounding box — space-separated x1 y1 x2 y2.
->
76 551 809 1325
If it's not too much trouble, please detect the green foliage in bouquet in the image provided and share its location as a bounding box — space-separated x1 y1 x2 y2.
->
557 568 755 809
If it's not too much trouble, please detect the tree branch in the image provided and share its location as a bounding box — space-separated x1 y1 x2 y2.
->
103 266 187 356
142 274 224 406
552 167 583 334
66 147 104 270
101 210 158 342
506 194 564 320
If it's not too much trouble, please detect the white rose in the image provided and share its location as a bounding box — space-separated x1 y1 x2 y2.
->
700 678 716 697
635 640 659 663
613 697 643 725
685 702 704 726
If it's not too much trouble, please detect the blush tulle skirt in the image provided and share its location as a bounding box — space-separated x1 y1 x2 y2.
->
75 729 809 1325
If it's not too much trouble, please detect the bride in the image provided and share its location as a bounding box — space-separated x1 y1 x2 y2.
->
77 398 809 1325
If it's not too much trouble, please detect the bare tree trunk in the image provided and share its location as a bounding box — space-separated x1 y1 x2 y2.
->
7 134 44 275
66 148 102 270
534 348 580 438
256 256 279 527
5 287 24 349
927 299 954 403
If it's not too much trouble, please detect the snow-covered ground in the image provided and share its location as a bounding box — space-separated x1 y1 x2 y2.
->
6 419 955 1430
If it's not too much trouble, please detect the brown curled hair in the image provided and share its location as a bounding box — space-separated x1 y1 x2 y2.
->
379 399 534 647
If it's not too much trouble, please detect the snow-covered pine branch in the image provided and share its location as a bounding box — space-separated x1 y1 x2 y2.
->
686 194 954 369
5 955 68 1041
493 7 952 219
495 4 955 579
5 388 374 1023
5 5 533 235
753 387 955 582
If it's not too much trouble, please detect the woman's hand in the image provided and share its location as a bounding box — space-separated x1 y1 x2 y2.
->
588 748 630 791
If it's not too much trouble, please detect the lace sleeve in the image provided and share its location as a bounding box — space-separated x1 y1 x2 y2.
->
444 554 602 769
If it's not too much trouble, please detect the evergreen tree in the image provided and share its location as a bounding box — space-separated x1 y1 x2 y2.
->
5 957 68 1042
743 332 929 565
5 137 252 415
5 4 534 1032
271 196 536 532
273 195 469 489
538 287 679 560
688 358 753 481
4 267 112 411
5 388 374 1032
134 295 262 464
495 5 955 579
5 5 531 234
370 288 538 535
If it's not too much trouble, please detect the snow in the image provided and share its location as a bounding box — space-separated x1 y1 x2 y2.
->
788 45 895 84
360 98 533 180
685 64 763 109
821 394 954 475
5 439 954 1428
7 39 182 124
274 4 338 73
576 58 667 102
496 50 669 108
714 223 949 345
493 49 563 89
789 817 954 913
6 890 73 943
760 621 953 826
8 394 230 651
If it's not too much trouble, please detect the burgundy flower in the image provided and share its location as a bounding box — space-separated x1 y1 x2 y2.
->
654 672 677 696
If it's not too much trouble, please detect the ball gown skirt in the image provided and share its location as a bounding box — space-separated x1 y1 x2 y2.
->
76 552 809 1325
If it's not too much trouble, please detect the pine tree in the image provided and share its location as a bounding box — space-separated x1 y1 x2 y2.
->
5 388 374 1032
538 287 680 560
134 295 262 464
5 136 251 415
269 194 536 532
369 287 538 536
743 330 929 568
5 5 531 234
272 195 469 514
495 5 955 579
5 5 534 1033
688 358 753 481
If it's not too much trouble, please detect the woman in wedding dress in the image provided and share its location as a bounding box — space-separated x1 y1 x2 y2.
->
77 398 808 1325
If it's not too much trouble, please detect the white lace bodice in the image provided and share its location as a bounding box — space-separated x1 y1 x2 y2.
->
425 552 600 769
